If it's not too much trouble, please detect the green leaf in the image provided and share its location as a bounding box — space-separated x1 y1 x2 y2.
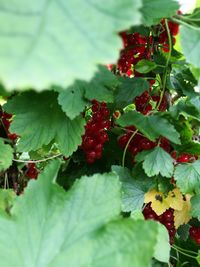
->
170 69 197 98
91 65 120 89
117 111 181 144
141 0 179 26
0 160 162 267
170 98 200 121
84 66 119 103
174 160 200 193
84 81 114 103
196 0 200 8
180 26 200 68
58 66 118 118
0 138 13 171
88 219 158 267
191 195 200 220
0 1 142 90
177 224 190 241
135 59 157 73
136 147 174 178
4 91 85 156
115 77 149 108
154 223 170 263
174 142 200 156
191 66 200 87
112 165 153 212
131 209 145 220
0 189 16 213
58 81 88 119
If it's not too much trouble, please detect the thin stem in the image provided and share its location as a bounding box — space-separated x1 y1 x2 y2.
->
176 14 200 22
173 244 198 255
122 129 138 167
115 125 144 137
171 17 199 30
172 246 197 260
157 19 172 110
4 173 9 189
13 153 62 164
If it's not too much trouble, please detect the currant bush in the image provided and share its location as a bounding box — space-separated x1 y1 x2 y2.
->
1 2 200 266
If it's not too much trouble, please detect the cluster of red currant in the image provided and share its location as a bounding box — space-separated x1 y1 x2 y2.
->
118 126 171 161
143 204 175 244
81 100 111 164
118 31 148 75
117 19 179 77
189 226 200 245
0 107 18 141
135 90 168 114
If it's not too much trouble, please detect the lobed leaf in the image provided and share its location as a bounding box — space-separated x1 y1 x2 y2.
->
136 147 174 178
4 91 85 156
0 160 168 266
117 111 181 144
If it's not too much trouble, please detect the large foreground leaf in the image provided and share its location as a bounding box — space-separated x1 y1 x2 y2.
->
4 91 85 156
0 160 166 267
0 0 142 90
180 26 200 68
0 138 13 171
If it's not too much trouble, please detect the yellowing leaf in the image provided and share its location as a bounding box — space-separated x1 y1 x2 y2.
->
166 188 184 211
144 190 169 216
174 195 192 229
